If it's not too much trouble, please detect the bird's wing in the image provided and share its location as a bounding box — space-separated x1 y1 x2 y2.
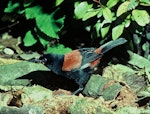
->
62 48 102 71
78 48 102 67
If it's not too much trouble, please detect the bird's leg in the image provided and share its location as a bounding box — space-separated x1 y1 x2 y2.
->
71 87 83 95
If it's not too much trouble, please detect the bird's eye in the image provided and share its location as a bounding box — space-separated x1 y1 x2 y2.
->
42 58 47 62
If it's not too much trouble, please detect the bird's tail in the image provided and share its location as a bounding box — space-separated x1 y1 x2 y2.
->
100 38 127 54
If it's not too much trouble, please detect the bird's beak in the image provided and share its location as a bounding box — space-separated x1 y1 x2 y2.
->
28 58 47 64
40 58 47 64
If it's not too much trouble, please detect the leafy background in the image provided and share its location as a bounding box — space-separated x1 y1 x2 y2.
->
1 0 150 55
0 0 150 113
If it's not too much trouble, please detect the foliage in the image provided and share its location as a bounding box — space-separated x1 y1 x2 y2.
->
4 0 71 53
2 0 150 56
74 0 150 57
74 0 150 40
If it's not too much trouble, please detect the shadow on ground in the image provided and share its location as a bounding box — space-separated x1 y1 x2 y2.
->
19 71 78 92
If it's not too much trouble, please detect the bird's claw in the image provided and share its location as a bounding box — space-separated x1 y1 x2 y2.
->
72 87 83 95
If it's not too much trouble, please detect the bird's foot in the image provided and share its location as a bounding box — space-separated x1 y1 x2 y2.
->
72 87 83 95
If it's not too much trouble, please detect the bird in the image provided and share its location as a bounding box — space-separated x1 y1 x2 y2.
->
30 38 127 94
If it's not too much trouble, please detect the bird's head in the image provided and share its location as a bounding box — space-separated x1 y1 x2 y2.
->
39 53 64 74
39 54 55 69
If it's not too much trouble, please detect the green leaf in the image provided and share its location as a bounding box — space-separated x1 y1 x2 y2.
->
125 15 131 28
35 30 49 48
116 1 130 17
82 8 99 21
101 25 110 38
34 26 51 48
25 6 42 19
112 23 124 40
101 20 111 38
4 1 20 13
74 1 93 19
125 19 131 28
132 10 150 26
97 8 103 18
140 0 150 6
94 20 110 38
127 0 139 10
23 30 37 46
39 38 49 48
142 42 149 51
46 44 72 54
55 0 64 6
24 0 34 7
36 8 65 38
94 22 101 37
74 2 80 8
107 0 119 8
102 7 112 22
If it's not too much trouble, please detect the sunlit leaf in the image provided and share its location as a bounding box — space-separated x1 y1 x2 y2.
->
102 7 112 22
82 9 99 21
140 0 150 6
24 0 34 7
55 0 64 6
117 1 130 17
112 23 124 40
125 19 131 28
101 20 111 38
97 8 103 18
25 6 42 19
132 10 150 26
74 1 93 19
74 2 80 8
127 0 139 10
46 44 72 54
124 14 131 28
94 20 110 38
4 1 20 13
101 25 110 38
107 0 119 8
94 22 101 37
39 38 49 48
36 8 65 38
23 30 37 46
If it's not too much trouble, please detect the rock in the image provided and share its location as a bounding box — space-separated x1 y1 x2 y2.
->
3 48 14 55
0 105 43 114
128 50 150 72
68 98 114 114
0 61 49 85
83 75 108 97
19 53 40 60
102 82 122 101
